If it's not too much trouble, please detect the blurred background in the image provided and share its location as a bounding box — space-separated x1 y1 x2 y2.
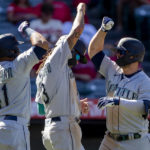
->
0 0 150 149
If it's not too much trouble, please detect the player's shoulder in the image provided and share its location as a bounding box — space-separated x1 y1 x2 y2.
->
55 35 68 48
140 71 150 80
138 71 150 86
103 55 122 72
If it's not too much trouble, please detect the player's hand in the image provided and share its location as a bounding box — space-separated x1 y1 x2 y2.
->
80 98 89 114
97 97 119 110
100 17 114 32
18 21 29 33
77 3 86 15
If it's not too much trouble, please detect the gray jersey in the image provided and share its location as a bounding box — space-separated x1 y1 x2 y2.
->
35 37 81 118
99 55 150 134
0 47 39 122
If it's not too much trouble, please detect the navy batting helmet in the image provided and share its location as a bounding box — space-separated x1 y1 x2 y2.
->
113 37 145 66
0 33 23 59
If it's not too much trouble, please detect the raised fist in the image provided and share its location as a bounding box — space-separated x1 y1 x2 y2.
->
77 3 86 15
100 17 114 32
18 21 29 33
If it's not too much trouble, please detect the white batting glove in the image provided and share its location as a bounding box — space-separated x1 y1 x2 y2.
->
18 21 30 34
100 17 114 32
97 97 119 110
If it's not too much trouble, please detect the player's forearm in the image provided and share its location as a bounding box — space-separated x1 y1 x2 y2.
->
71 9 84 33
67 3 85 50
18 21 49 51
88 29 107 58
30 32 49 50
24 28 49 50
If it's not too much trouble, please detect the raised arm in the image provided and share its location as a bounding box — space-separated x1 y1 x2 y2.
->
88 17 114 58
18 21 49 51
67 3 85 50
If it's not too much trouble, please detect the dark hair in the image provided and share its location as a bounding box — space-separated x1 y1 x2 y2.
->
41 3 54 15
14 0 30 6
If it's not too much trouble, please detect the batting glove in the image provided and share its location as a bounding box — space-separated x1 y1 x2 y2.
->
18 21 30 34
100 17 114 32
97 97 119 110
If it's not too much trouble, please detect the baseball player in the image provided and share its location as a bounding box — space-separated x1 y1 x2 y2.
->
0 21 48 150
35 3 89 150
88 17 150 150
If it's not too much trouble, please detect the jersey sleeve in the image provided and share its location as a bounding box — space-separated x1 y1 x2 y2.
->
92 51 120 78
119 99 145 115
119 78 150 116
138 78 150 101
47 37 72 70
13 46 46 74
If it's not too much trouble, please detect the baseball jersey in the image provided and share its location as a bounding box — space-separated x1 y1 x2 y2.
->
92 52 150 134
35 37 81 118
0 46 45 123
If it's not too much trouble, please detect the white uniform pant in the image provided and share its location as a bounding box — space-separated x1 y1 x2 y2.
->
42 117 85 150
99 132 150 150
0 118 30 150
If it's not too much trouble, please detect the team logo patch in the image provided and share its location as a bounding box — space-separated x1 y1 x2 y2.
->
0 67 13 83
46 63 51 73
43 63 51 75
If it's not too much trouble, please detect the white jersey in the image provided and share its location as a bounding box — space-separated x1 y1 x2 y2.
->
0 47 39 123
35 37 81 118
99 54 150 134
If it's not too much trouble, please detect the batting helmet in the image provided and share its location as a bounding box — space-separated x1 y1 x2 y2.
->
0 33 23 59
113 37 145 66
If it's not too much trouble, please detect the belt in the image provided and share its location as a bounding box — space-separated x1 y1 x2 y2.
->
51 117 80 123
108 132 141 141
4 115 17 121
46 117 80 123
51 117 61 122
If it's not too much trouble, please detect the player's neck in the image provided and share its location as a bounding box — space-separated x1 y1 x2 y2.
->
122 62 139 75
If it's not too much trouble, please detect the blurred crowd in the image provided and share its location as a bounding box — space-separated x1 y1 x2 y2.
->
1 0 150 98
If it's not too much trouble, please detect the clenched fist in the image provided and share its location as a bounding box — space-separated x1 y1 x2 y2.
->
100 16 114 32
77 3 86 15
80 98 89 114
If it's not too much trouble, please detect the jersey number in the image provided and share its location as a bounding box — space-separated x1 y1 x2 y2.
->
2 84 9 106
41 84 49 104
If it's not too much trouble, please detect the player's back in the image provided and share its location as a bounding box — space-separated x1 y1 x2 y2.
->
36 37 80 118
0 47 39 123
